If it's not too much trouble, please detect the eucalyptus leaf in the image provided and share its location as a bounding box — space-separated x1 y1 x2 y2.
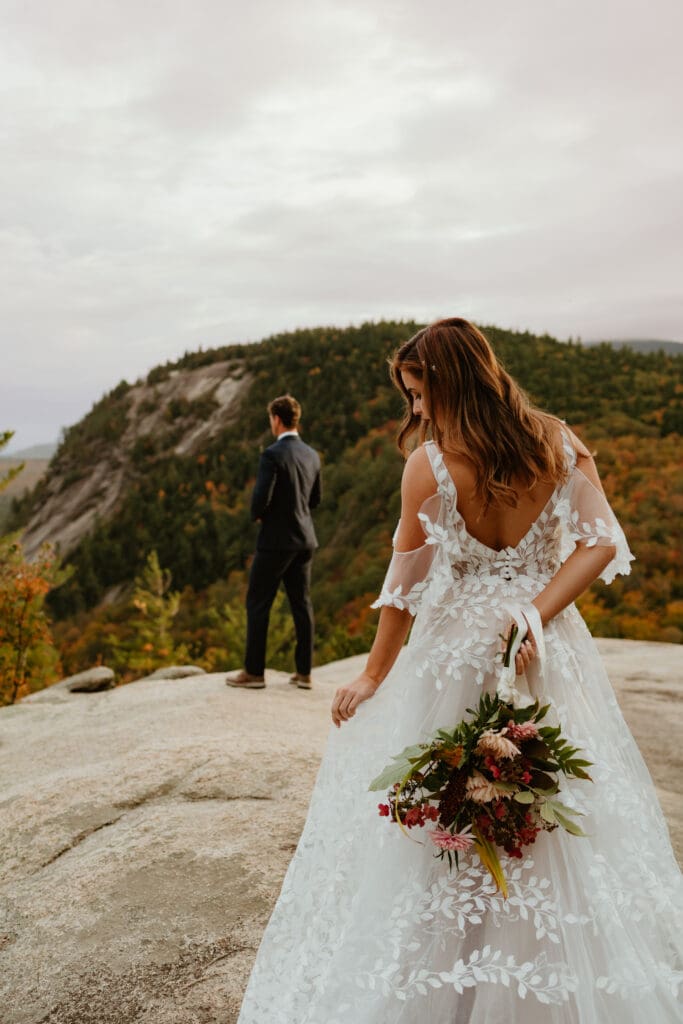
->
513 790 535 804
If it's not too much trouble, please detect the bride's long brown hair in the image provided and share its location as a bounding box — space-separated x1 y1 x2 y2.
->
390 318 567 509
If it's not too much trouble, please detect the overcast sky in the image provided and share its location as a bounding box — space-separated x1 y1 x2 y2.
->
2 0 681 452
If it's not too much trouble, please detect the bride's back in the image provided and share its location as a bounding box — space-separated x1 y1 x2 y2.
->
440 451 557 552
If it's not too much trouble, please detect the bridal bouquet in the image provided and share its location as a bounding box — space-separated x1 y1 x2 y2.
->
369 627 593 897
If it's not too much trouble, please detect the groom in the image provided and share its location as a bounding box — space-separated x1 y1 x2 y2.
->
227 394 322 691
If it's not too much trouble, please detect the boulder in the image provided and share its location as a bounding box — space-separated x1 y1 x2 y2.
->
22 667 116 703
139 666 206 681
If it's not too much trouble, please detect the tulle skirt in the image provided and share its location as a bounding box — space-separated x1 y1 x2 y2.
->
236 603 683 1023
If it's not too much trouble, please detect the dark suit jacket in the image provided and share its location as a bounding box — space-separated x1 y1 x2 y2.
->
250 435 322 551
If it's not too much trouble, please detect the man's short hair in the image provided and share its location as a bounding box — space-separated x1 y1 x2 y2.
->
268 394 301 429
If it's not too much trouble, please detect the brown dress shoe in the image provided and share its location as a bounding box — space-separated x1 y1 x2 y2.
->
289 673 312 690
226 670 265 689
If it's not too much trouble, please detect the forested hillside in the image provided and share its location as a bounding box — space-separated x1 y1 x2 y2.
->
7 321 683 683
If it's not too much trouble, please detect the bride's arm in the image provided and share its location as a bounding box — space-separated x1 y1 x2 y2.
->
331 606 413 728
514 444 624 675
332 449 436 728
533 448 616 625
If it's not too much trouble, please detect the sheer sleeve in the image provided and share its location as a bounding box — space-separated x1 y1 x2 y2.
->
555 464 634 584
371 493 443 614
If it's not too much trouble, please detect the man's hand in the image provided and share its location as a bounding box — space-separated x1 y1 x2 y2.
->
331 673 379 728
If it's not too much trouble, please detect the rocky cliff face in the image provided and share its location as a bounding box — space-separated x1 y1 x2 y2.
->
20 360 249 559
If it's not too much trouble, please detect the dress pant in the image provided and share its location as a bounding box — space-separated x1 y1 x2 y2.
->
245 548 315 677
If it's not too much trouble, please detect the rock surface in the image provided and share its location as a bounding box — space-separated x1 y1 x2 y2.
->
0 640 680 1024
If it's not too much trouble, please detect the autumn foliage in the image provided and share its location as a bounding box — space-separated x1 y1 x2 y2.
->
3 323 682 689
0 535 68 704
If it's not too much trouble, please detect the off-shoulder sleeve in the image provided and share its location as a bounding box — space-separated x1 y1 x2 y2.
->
371 493 443 614
555 464 634 584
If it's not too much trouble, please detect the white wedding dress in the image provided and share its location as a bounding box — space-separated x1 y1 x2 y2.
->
236 435 683 1023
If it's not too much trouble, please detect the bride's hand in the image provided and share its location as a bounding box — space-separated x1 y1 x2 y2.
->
500 618 538 676
331 673 379 728
514 629 537 676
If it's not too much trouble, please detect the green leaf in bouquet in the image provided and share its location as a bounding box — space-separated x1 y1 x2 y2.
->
545 797 583 818
565 764 593 782
368 759 417 791
513 790 535 804
511 700 540 724
521 738 553 760
402 743 431 760
422 773 442 791
540 801 557 824
553 810 588 837
529 770 559 791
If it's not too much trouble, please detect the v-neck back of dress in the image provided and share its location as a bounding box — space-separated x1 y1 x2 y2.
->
425 439 572 557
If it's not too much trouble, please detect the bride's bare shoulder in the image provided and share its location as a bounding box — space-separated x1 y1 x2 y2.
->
401 444 438 501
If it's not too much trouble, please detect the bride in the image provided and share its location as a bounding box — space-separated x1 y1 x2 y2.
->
236 318 682 1023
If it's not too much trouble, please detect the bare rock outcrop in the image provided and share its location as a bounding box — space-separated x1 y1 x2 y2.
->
21 361 249 559
0 641 680 1023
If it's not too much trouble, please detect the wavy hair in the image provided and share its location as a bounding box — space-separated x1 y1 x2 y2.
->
390 318 567 508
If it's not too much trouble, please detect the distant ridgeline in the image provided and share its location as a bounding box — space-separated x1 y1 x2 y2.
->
7 323 683 674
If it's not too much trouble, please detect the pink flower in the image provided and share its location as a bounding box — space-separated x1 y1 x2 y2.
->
506 720 539 741
475 730 520 760
466 770 509 803
430 826 474 852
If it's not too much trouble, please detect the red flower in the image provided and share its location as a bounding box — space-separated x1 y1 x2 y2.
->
404 806 426 828
378 804 390 817
494 801 507 820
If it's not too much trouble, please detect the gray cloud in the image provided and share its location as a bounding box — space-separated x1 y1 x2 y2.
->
1 0 681 451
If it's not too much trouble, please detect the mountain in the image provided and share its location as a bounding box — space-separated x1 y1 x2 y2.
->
586 339 683 355
0 456 52 532
1 442 58 459
6 321 683 676
0 457 51 497
17 359 250 559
